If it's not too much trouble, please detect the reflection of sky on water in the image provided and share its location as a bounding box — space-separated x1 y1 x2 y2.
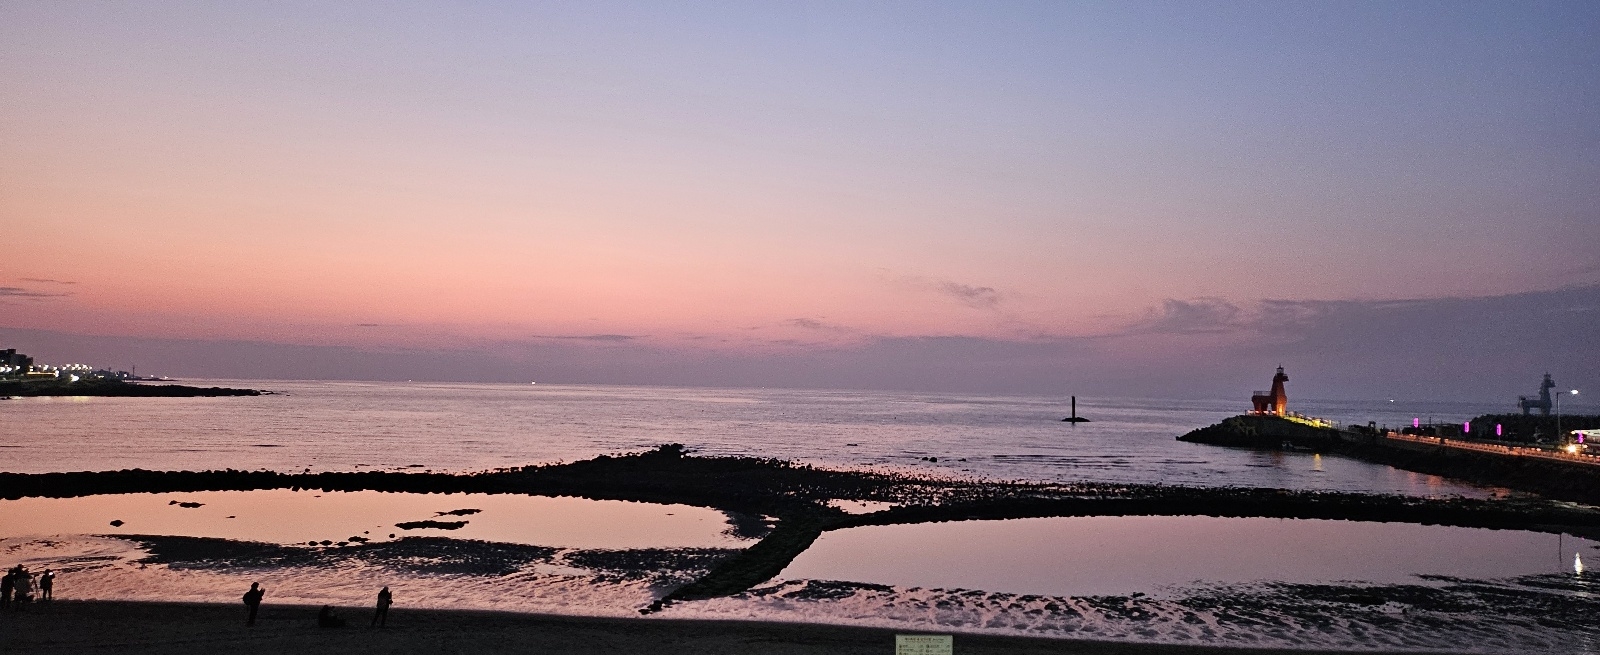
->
5 510 1598 652
780 516 1599 597
0 490 751 549
9 522 1593 652
682 571 1600 653
1 382 1513 497
0 535 667 616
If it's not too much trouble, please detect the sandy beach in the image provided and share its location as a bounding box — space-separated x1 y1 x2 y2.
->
0 600 1439 655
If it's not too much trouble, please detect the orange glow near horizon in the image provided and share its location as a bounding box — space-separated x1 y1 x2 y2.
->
4 2 1596 361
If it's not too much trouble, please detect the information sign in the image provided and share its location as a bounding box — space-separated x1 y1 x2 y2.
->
895 634 953 655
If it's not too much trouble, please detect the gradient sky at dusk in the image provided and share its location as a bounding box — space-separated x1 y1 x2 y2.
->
3 1 1597 400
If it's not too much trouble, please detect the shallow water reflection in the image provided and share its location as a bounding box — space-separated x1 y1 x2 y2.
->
0 490 751 549
780 516 1600 596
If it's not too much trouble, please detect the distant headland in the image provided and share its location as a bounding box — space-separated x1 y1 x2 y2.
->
1 378 264 397
0 347 263 397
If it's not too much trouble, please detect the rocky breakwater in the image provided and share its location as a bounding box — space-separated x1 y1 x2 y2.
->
1176 414 1340 449
1180 415 1600 505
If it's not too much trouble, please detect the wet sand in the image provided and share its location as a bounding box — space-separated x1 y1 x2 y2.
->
0 600 1440 655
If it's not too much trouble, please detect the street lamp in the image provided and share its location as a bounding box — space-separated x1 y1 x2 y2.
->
1556 389 1579 446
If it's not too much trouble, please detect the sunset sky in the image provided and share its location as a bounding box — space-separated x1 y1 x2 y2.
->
3 2 1597 400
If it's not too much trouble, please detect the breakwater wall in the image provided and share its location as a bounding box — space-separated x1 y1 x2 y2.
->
1179 414 1600 504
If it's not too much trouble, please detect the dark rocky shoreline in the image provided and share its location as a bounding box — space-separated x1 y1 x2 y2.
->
0 378 264 397
84 534 1600 652
120 534 741 583
3 599 1420 655
7 444 1600 605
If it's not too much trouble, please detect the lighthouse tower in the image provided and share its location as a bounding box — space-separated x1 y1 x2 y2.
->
1251 366 1289 416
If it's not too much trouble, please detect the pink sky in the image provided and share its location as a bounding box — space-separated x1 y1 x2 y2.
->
3 2 1597 396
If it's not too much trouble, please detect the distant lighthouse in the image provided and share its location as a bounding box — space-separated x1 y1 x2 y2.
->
1250 366 1289 416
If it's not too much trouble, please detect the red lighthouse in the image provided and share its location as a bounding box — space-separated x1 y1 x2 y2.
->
1251 366 1289 416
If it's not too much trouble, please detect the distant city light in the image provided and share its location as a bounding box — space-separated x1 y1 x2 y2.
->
1413 418 1419 428
1464 421 1470 433
1496 424 1503 437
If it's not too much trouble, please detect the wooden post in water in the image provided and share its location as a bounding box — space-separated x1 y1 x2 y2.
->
1062 396 1089 422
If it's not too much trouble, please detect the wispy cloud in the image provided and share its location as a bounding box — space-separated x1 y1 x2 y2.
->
938 282 1001 309
877 270 1006 311
1113 297 1244 336
535 334 639 342
0 286 72 299
784 317 857 333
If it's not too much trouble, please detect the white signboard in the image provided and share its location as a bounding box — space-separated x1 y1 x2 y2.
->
895 634 953 655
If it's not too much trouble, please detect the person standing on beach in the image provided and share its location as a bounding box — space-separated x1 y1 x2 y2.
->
1 566 13 609
371 586 392 627
12 568 31 609
39 569 54 601
242 582 265 626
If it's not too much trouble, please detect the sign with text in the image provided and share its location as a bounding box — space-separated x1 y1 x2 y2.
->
895 634 952 655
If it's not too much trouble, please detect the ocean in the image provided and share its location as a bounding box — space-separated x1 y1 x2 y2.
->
2 380 1511 496
4 381 1595 651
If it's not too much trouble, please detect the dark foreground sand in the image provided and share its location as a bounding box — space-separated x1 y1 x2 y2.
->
0 601 1444 655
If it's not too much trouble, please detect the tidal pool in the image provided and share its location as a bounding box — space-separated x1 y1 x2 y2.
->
0 490 753 549
779 515 1599 597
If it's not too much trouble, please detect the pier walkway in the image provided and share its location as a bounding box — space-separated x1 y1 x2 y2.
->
1381 432 1600 467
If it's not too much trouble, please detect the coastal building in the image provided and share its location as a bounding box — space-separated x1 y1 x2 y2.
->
1518 373 1556 416
1251 366 1289 416
1 348 33 369
0 348 34 376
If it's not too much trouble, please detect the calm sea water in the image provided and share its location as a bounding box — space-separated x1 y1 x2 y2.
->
6 381 1595 651
0 380 1511 497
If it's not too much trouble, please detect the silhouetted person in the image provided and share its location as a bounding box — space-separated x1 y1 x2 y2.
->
371 586 392 626
1 567 13 609
39 569 54 601
318 604 347 628
242 582 265 626
12 567 31 609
